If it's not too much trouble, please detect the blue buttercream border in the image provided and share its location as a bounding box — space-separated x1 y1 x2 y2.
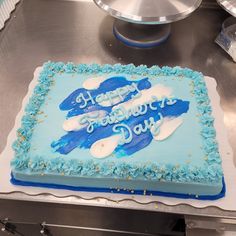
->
11 62 223 185
10 174 226 200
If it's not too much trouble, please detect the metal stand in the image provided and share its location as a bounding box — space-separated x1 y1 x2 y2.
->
113 19 171 48
94 0 202 47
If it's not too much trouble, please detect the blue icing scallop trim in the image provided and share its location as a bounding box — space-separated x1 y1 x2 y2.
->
11 62 223 184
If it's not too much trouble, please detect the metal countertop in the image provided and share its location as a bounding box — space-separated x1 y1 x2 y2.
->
0 0 236 218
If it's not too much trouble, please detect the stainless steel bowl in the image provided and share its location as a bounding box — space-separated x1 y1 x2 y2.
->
94 0 202 24
217 0 236 17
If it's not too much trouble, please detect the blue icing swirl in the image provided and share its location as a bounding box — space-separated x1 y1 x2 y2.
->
51 74 189 156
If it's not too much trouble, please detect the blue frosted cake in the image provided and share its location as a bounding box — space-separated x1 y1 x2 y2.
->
11 62 225 199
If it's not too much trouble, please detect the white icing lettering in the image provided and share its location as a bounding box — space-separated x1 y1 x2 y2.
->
97 83 141 107
111 108 126 122
76 91 95 108
147 96 158 110
113 124 132 145
133 124 143 135
116 86 129 100
159 97 178 109
77 110 107 133
137 104 148 115
133 115 163 136
113 84 172 112
160 97 166 108
63 82 183 152
86 119 96 133
95 94 105 103
131 105 141 117
150 113 164 136
166 97 177 105
63 111 107 132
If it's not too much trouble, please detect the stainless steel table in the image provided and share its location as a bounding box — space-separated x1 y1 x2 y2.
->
0 0 236 235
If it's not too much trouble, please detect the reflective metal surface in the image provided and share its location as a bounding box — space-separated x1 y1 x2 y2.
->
0 200 185 235
217 0 236 17
94 0 202 24
0 0 236 219
113 20 171 48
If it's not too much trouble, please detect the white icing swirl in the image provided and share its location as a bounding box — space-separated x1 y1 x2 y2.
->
153 117 183 141
90 136 120 158
83 76 107 90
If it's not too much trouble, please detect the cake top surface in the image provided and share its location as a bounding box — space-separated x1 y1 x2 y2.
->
11 62 223 184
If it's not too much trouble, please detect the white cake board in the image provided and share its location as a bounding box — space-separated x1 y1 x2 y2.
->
0 0 20 30
0 67 235 211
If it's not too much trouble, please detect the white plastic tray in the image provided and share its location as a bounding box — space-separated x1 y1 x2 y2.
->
0 0 20 30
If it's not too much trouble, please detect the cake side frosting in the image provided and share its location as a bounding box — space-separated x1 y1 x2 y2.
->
11 62 223 187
